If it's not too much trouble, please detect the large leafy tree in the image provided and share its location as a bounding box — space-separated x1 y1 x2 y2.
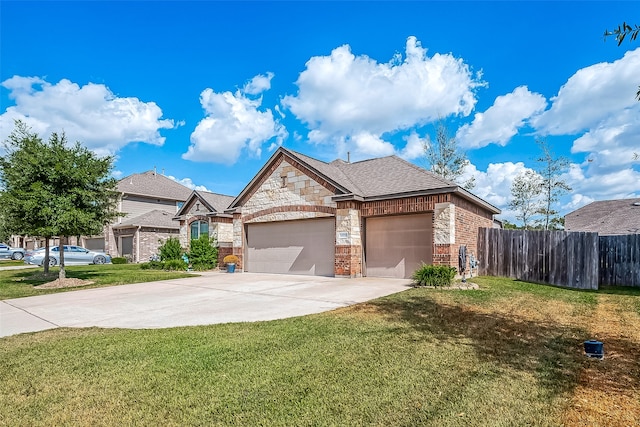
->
423 120 475 190
0 121 120 278
535 139 572 231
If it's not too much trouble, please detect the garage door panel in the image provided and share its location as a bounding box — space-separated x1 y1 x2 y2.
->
246 219 335 276
365 214 433 279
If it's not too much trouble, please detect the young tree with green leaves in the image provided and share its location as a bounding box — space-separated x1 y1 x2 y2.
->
0 121 120 279
508 170 543 230
423 120 475 190
535 139 572 231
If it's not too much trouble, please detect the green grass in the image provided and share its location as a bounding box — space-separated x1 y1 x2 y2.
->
3 276 632 426
0 264 195 300
0 259 28 266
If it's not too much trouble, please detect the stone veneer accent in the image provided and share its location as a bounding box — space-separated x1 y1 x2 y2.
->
242 160 337 223
335 201 363 277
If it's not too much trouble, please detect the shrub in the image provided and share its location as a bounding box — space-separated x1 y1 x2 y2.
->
223 254 239 264
411 264 457 287
140 261 164 270
188 235 218 271
159 237 182 261
163 259 188 271
111 257 128 264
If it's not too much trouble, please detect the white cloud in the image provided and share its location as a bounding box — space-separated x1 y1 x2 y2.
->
456 86 547 149
565 163 640 201
184 75 287 165
533 48 640 135
166 175 209 192
0 76 175 156
282 36 483 158
399 131 427 160
243 72 274 95
467 161 534 211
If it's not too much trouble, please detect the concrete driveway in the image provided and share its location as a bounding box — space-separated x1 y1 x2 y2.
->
0 272 410 338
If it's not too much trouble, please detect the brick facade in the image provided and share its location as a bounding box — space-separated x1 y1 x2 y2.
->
231 152 498 277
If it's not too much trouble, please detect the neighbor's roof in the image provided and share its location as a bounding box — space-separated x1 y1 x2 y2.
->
230 147 500 214
175 190 235 217
112 209 179 229
565 198 640 235
118 171 192 201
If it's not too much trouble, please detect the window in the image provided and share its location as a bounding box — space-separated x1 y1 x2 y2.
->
190 220 209 239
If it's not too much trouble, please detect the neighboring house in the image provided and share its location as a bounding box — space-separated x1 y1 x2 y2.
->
105 170 194 262
226 147 500 279
174 190 236 261
565 198 640 235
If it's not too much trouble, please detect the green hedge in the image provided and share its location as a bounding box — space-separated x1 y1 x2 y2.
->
411 264 457 287
111 257 128 264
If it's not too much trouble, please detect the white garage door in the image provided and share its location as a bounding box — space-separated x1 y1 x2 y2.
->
365 213 433 279
246 218 335 276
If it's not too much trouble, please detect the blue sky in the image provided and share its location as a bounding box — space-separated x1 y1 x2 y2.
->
1 1 639 223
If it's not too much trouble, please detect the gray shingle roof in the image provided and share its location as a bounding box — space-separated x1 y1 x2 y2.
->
285 148 457 198
230 147 499 214
113 209 179 229
198 191 235 213
565 198 640 235
118 171 192 201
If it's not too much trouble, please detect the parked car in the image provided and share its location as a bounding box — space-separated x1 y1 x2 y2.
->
24 245 111 266
0 243 26 260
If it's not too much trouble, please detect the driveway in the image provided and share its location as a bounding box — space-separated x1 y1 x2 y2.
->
0 272 410 338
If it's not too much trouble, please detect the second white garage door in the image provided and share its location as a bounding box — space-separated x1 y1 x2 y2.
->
365 213 433 279
245 218 335 276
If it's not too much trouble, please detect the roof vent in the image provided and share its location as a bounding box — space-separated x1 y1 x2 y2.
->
633 202 640 207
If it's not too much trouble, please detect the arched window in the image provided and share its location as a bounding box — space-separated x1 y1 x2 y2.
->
190 220 209 239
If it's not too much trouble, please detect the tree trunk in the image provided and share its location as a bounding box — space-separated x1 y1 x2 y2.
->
58 237 66 280
44 238 51 274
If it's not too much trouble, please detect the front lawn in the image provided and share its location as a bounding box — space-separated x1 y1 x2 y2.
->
2 277 638 426
0 264 195 300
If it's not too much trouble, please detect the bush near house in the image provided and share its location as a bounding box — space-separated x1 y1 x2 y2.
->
158 237 182 261
411 264 457 287
111 257 128 264
188 236 218 271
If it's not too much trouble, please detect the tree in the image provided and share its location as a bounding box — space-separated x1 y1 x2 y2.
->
423 120 475 190
508 170 543 230
535 139 572 231
0 121 120 279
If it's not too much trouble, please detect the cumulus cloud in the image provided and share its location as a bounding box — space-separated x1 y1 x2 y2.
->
243 72 274 95
518 48 640 197
282 36 483 158
533 48 640 135
0 76 175 156
456 86 547 149
466 161 534 211
166 175 209 192
184 74 287 165
565 163 640 201
399 131 427 160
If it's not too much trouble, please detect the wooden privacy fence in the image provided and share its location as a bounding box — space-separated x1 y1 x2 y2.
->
477 228 599 290
599 234 640 287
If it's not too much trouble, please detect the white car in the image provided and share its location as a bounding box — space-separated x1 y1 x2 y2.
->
24 245 111 266
0 243 26 260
